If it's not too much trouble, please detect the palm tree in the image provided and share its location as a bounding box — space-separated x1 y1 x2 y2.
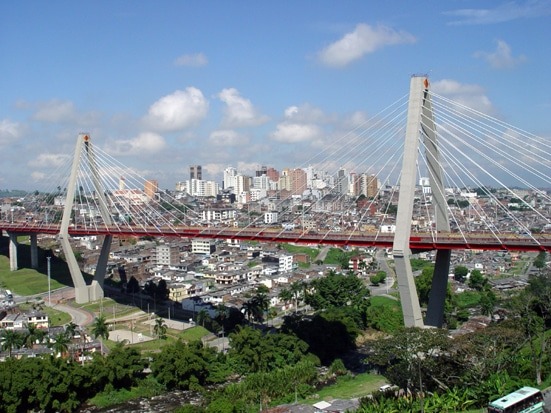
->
91 314 109 355
290 281 305 313
0 329 24 357
153 316 167 340
241 300 255 324
65 321 79 339
252 293 269 325
197 308 209 327
50 332 71 357
24 323 44 349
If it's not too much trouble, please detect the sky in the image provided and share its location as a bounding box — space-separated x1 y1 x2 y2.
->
1 0 551 191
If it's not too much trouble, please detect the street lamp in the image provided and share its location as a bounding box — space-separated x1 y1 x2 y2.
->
47 256 51 306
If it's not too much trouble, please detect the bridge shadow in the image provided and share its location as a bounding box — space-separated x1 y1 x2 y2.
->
0 235 88 288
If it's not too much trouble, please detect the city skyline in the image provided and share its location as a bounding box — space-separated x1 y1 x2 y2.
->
1 1 550 190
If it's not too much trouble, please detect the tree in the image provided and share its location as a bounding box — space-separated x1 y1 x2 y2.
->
468 269 488 291
50 331 71 357
126 276 140 295
151 341 219 390
454 265 469 283
414 266 435 306
65 321 79 338
91 314 109 355
480 290 497 317
197 309 209 327
278 288 293 312
365 327 452 393
370 270 387 286
0 329 24 357
24 323 46 349
154 317 168 340
306 270 370 311
155 279 169 302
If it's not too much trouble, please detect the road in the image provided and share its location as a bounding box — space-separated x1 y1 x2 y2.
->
369 249 397 297
13 286 95 327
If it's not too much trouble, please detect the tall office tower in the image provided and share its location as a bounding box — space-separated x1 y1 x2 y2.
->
235 174 251 196
223 167 237 191
190 165 202 181
266 167 279 183
350 172 358 196
335 168 349 195
359 174 379 198
290 168 307 196
144 179 159 199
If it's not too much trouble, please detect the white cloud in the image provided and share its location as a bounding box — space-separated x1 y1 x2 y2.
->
33 100 76 122
283 104 327 123
109 132 167 156
474 40 526 69
0 119 22 147
174 53 208 67
218 88 269 127
431 79 495 115
29 153 71 168
31 171 47 181
318 23 416 68
445 1 551 25
209 129 249 146
145 88 208 132
270 122 322 143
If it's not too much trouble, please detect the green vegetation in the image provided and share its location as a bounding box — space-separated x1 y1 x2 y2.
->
366 296 403 333
280 243 319 260
0 256 66 295
88 376 164 408
312 372 386 401
1 265 550 413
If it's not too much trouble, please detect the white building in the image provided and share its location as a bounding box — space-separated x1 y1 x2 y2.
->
156 244 180 267
202 208 236 224
278 254 293 273
223 167 238 191
192 239 216 255
264 212 279 224
177 179 219 197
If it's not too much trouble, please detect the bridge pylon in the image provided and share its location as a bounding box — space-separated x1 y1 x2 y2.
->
59 134 113 304
393 76 451 328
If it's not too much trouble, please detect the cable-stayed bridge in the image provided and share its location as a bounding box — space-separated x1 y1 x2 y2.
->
2 76 550 328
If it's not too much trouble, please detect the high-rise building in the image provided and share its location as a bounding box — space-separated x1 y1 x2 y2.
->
266 167 279 183
290 168 307 196
336 168 348 195
359 174 379 198
144 179 158 199
190 165 202 181
223 167 237 191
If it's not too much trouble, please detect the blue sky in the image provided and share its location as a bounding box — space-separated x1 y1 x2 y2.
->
1 0 550 190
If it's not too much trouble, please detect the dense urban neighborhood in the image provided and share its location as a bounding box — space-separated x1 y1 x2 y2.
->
1 178 550 412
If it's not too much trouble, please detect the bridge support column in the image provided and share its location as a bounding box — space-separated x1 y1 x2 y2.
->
8 233 18 271
393 76 427 328
93 235 113 292
425 249 451 327
30 234 38 269
59 134 114 304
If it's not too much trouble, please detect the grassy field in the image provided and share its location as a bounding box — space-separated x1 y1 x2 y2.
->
0 256 66 295
305 373 386 402
280 244 320 260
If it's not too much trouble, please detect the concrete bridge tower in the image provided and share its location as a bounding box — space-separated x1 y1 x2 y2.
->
392 76 451 328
